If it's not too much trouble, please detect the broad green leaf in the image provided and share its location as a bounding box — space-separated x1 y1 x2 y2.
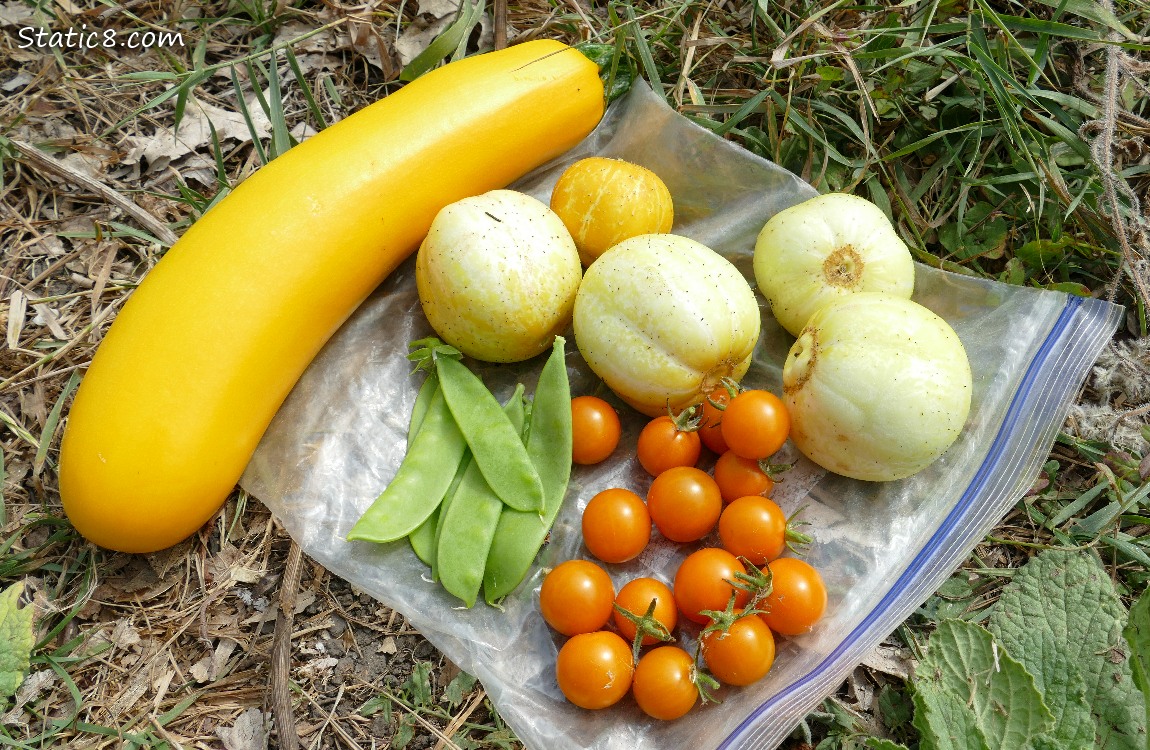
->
404 661 434 707
0 581 34 697
443 670 477 708
1015 237 1071 270
914 679 993 750
913 619 1052 750
865 739 911 750
988 549 1146 750
575 41 636 103
1123 586 1150 740
1044 281 1093 297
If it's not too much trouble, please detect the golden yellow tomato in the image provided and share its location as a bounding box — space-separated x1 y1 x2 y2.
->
549 157 674 266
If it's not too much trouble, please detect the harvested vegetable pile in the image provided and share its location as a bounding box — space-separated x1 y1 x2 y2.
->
2 1 1149 749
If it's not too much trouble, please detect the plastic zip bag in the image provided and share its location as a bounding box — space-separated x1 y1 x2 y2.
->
240 81 1124 749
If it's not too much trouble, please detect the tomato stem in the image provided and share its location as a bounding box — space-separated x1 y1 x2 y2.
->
690 663 722 705
613 599 674 665
785 504 815 554
663 403 703 433
728 559 774 613
758 460 792 479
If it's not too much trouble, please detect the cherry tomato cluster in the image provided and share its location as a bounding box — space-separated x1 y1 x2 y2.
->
547 389 829 720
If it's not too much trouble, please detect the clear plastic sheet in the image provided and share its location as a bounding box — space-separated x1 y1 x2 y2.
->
241 81 1125 749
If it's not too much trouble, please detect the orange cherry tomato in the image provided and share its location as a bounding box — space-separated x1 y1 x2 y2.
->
581 488 651 563
718 495 788 565
613 577 678 647
720 389 790 460
701 612 776 686
636 415 701 476
712 450 775 503
632 646 699 720
571 395 622 465
673 547 749 624
699 385 731 454
646 466 722 543
555 630 634 710
539 559 615 636
759 557 827 636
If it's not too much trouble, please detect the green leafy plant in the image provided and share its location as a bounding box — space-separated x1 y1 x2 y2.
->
0 581 34 698
889 550 1148 750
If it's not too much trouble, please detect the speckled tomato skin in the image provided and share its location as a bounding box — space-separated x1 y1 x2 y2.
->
417 190 582 363
550 157 674 266
783 292 972 481
573 234 760 417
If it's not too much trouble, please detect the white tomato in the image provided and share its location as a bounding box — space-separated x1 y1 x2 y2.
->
753 193 914 337
416 190 582 363
783 292 972 481
573 234 760 417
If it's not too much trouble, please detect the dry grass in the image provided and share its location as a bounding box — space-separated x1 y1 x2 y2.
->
2 0 1148 748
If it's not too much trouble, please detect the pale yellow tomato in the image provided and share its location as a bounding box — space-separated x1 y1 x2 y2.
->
573 234 759 417
783 292 972 481
754 193 914 337
416 189 582 363
550 157 674 266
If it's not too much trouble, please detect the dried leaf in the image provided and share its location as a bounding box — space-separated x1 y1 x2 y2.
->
128 95 271 175
217 707 268 750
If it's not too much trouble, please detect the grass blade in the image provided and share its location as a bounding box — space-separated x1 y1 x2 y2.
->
400 0 482 82
229 64 269 165
32 371 81 476
285 47 328 131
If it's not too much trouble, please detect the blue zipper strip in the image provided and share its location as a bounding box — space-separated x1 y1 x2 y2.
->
719 294 1086 749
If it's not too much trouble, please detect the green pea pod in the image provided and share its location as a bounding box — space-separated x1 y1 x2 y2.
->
437 384 527 607
347 386 467 544
408 507 439 566
407 376 448 565
406 374 438 440
483 336 572 604
435 356 544 513
427 450 471 579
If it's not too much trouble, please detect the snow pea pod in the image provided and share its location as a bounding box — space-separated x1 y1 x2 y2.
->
483 336 572 604
406 377 445 565
436 384 527 607
408 506 439 567
406 374 438 440
435 356 544 513
346 385 467 544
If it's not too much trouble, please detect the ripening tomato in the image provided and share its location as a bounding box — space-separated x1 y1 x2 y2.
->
549 157 674 267
699 385 732 454
632 646 699 720
555 630 635 710
712 450 775 503
539 560 615 636
720 389 790 460
581 488 651 563
759 557 828 636
571 396 622 465
636 415 701 476
719 495 788 565
613 577 678 647
673 547 749 624
646 466 722 543
701 612 775 686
